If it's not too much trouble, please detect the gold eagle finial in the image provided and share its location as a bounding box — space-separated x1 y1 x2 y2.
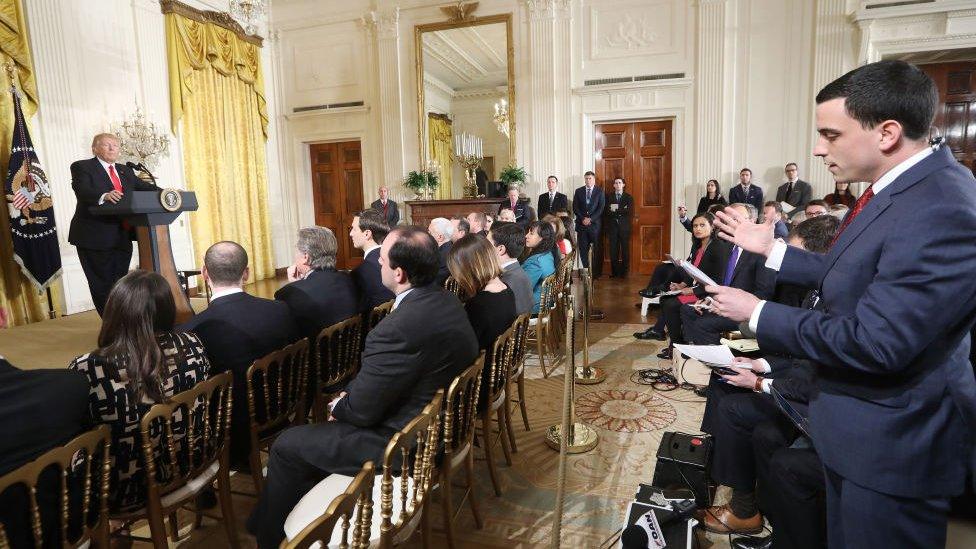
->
440 1 479 22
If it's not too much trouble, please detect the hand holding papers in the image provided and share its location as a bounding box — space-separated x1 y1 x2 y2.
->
779 201 795 214
675 257 719 287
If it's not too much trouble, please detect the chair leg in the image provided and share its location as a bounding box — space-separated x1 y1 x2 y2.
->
218 464 241 549
502 387 518 453
439 470 456 549
168 512 181 542
495 408 513 467
517 372 530 432
421 498 432 549
95 516 110 549
249 449 264 495
479 417 502 496
465 450 483 529
537 330 549 378
146 509 169 548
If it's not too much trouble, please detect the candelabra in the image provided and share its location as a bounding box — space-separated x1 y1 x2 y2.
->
230 0 267 36
453 132 483 199
492 98 509 138
111 105 170 170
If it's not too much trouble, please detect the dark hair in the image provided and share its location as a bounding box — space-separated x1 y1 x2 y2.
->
815 60 937 140
583 171 596 178
525 220 556 258
613 176 625 185
785 162 798 170
706 179 722 199
806 199 829 211
387 226 440 287
707 203 725 215
691 212 715 234
788 215 841 254
547 175 558 182
489 221 525 258
833 181 855 198
763 200 784 214
355 209 390 244
740 167 752 175
447 234 502 301
204 241 248 286
97 271 176 403
451 215 470 235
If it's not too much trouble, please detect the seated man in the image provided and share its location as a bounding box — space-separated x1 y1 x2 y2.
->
247 226 479 548
275 226 358 342
488 221 533 315
450 216 469 242
497 208 517 223
0 357 90 549
762 201 789 239
179 241 300 468
427 217 455 287
466 211 489 237
350 209 394 312
803 199 829 218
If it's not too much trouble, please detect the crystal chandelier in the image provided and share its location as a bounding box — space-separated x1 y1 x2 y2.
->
111 105 170 170
492 98 510 138
229 0 267 36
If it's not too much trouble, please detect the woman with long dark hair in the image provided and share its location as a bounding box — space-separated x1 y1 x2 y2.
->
823 181 855 207
520 220 557 313
697 179 727 214
69 270 210 511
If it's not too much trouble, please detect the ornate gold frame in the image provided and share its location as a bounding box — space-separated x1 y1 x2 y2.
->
415 13 516 169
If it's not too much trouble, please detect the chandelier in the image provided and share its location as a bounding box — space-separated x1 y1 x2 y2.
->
111 105 170 170
229 0 267 36
492 98 510 138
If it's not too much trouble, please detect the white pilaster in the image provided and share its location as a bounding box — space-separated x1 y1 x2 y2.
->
694 0 731 190
365 7 407 203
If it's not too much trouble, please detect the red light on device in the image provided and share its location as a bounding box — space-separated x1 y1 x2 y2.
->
691 438 703 446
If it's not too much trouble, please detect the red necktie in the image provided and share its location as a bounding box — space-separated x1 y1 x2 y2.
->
108 165 123 193
831 184 874 246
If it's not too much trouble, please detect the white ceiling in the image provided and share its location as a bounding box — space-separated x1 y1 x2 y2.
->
422 23 508 92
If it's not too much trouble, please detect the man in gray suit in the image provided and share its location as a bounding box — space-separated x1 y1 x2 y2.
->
488 222 533 315
774 163 812 218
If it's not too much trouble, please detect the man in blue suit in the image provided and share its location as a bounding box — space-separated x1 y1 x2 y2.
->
573 171 605 272
728 168 764 212
707 60 976 547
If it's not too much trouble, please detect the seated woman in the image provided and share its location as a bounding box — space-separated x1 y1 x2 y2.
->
447 234 518 406
543 214 574 259
823 180 855 207
520 221 558 314
70 271 211 512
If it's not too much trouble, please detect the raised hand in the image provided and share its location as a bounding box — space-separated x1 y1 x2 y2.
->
713 206 776 256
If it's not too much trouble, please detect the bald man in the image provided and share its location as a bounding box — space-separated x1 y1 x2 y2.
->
371 186 399 227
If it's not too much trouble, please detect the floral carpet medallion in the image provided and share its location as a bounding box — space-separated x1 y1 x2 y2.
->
575 389 677 432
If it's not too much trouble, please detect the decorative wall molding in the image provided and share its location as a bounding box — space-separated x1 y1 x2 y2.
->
524 0 571 21
589 0 676 60
362 6 400 38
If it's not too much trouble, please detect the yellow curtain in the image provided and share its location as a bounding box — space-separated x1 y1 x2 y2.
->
0 0 64 326
428 115 453 199
165 13 273 282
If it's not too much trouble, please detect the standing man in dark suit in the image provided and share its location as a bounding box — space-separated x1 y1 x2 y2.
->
248 226 479 548
370 186 399 227
427 217 455 287
275 226 359 342
605 177 633 278
728 168 764 213
69 133 156 315
537 175 568 218
573 171 605 272
498 187 528 227
708 60 976 547
179 241 300 468
775 162 812 219
349 209 394 312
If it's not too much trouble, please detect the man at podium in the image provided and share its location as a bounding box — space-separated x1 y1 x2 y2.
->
68 133 156 315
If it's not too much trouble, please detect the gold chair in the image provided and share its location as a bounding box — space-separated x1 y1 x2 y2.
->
280 462 374 549
111 372 237 548
444 276 460 296
246 339 310 494
283 392 444 548
0 425 111 549
311 316 364 422
476 324 518 496
506 314 532 447
527 274 561 378
436 353 486 548
368 299 394 332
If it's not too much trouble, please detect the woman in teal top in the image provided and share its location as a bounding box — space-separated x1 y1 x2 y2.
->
520 220 557 313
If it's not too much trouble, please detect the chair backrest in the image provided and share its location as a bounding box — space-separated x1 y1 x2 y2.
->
538 274 559 314
139 371 233 505
0 425 112 549
442 353 486 458
247 339 310 446
484 323 517 408
443 276 460 297
508 314 531 375
368 300 394 331
282 462 375 549
314 315 363 393
379 391 443 547
557 250 576 292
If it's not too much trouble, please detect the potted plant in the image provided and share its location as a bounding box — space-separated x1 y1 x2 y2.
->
403 169 440 200
499 164 528 191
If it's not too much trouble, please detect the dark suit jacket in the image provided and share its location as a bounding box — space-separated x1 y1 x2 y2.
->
352 247 395 312
775 179 812 210
689 239 733 298
692 241 774 300
370 199 399 227
765 355 816 404
436 241 452 287
573 186 605 233
773 220 789 239
757 146 976 498
68 157 156 250
178 292 300 464
537 191 568 218
328 285 478 474
728 184 764 213
275 269 359 342
498 198 529 225
605 192 633 233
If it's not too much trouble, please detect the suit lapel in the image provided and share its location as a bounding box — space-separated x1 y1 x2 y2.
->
90 157 113 192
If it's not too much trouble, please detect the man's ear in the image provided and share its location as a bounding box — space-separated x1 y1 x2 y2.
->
878 119 904 153
241 266 250 285
201 265 210 288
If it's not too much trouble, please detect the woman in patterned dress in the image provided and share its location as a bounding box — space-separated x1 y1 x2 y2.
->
70 271 211 512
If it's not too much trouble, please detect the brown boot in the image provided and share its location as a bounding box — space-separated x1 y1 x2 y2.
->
700 504 763 535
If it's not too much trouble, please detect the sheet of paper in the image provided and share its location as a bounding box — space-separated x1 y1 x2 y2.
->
610 203 619 211
780 201 795 214
721 337 760 353
673 344 737 366
679 260 719 287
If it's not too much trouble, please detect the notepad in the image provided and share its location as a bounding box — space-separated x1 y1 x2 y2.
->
780 201 795 214
673 344 737 366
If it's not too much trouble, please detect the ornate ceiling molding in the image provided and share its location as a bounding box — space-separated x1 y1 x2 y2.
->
159 0 263 46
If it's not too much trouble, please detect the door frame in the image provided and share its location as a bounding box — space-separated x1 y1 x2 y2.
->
581 107 689 262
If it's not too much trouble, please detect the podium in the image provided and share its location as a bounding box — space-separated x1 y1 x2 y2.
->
90 190 199 322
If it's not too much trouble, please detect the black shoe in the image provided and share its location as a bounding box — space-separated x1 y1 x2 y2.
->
639 288 660 299
731 535 772 549
656 347 673 360
634 328 666 341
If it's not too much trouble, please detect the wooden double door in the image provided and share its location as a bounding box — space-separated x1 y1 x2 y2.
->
594 120 673 276
309 140 364 270
919 61 976 177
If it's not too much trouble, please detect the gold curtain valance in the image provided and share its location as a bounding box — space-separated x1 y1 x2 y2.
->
165 12 268 138
0 0 36 113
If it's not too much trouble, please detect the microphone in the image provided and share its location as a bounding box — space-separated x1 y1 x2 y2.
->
126 161 158 187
